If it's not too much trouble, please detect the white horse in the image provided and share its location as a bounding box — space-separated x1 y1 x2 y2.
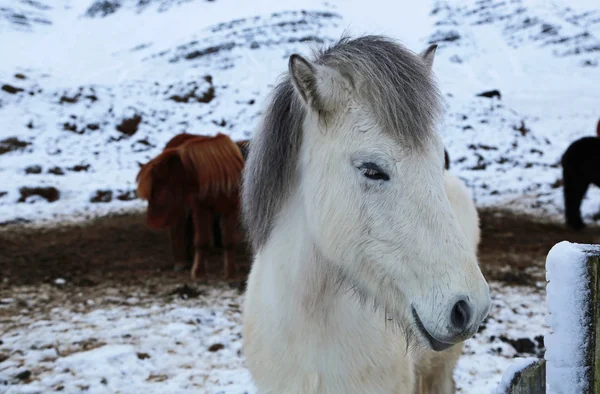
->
414 169 482 393
241 36 491 394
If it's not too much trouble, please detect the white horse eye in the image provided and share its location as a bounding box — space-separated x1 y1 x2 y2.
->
358 162 390 181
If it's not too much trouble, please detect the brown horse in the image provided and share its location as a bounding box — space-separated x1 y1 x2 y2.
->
162 133 250 266
136 133 245 280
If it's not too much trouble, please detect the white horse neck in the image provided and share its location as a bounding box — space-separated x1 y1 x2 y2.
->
243 192 415 394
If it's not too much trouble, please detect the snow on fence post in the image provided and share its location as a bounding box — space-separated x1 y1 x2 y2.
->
495 358 546 394
545 241 600 394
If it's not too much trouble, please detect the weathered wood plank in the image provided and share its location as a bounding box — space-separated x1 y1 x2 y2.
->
500 359 546 394
583 248 600 394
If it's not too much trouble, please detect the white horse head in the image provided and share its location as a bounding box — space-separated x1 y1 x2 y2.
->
242 36 490 392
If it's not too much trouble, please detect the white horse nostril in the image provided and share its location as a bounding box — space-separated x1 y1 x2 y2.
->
450 299 471 332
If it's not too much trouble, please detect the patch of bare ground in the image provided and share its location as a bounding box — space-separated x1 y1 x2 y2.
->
2 207 600 314
477 208 600 286
0 211 251 288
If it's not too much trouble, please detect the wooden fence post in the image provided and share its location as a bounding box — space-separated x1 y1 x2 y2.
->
583 246 600 393
545 242 600 394
496 242 600 394
497 358 546 394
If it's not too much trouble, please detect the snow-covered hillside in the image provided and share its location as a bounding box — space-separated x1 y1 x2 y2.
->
0 0 599 226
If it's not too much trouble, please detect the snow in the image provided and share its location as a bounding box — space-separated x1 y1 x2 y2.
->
545 241 600 394
0 284 252 393
0 0 599 226
494 357 539 394
0 281 549 394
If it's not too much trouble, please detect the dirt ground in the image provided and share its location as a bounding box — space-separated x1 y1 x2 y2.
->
2 208 600 293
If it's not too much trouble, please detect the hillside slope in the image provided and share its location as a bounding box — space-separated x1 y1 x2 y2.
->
0 0 598 226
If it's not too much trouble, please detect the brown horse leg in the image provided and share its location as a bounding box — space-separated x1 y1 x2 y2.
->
220 211 239 281
212 213 223 249
184 209 195 264
169 210 189 272
190 205 213 281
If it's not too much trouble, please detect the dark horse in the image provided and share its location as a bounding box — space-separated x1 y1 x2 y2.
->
561 119 600 230
186 139 249 257
136 133 246 280
168 136 249 258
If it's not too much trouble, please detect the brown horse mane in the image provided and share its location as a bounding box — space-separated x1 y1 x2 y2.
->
136 149 180 201
135 132 246 228
136 134 197 200
178 133 245 198
596 118 600 138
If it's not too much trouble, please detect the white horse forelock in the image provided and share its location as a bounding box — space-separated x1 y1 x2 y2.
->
242 35 491 394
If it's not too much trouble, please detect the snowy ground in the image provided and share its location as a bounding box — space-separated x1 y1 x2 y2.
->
0 0 599 226
0 281 549 394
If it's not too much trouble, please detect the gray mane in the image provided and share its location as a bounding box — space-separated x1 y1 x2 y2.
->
242 35 443 252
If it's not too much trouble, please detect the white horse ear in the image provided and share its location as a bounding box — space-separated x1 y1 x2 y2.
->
289 54 346 112
420 44 438 71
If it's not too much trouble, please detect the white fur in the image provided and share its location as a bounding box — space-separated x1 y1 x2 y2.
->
413 170 481 394
243 52 490 394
